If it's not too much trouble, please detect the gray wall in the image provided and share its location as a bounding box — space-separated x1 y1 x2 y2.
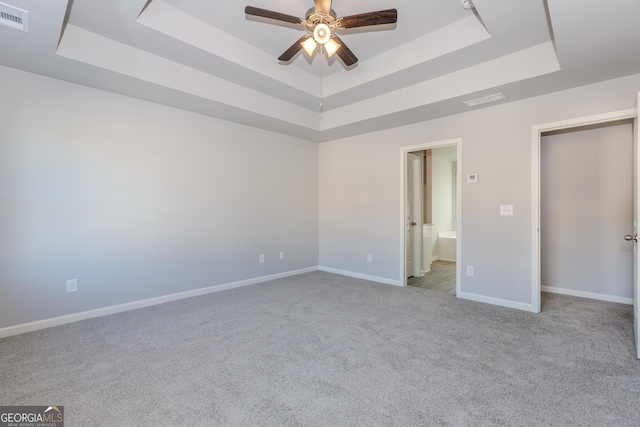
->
0 65 319 329
541 122 634 300
1 64 639 329
319 74 640 308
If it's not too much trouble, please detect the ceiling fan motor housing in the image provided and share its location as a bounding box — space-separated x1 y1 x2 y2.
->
313 23 331 44
305 8 337 31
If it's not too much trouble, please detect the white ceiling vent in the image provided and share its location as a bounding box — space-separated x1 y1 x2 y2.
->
463 92 506 107
0 2 29 32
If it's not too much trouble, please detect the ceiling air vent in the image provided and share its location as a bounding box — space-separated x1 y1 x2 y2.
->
463 92 506 107
0 2 29 32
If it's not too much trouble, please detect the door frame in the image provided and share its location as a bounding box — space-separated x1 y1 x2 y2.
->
400 138 462 289
531 108 636 313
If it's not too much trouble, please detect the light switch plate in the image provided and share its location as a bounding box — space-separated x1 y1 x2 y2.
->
467 174 479 184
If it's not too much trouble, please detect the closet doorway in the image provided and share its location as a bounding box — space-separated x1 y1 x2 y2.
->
533 104 640 360
541 120 634 304
532 108 637 312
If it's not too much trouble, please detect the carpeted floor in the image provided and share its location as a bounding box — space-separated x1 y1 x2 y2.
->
1 271 639 426
407 260 456 294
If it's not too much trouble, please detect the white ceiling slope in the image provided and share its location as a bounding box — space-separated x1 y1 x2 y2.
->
0 0 639 142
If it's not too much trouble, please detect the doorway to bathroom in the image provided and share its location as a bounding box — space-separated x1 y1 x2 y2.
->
400 139 461 295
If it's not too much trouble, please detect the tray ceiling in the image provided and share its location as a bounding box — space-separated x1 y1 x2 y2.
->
1 0 639 141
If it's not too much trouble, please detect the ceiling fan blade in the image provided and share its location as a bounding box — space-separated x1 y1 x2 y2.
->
245 6 303 25
315 0 332 14
339 9 398 29
278 35 309 62
331 35 358 66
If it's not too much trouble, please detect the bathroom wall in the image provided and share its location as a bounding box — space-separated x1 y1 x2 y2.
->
431 145 457 259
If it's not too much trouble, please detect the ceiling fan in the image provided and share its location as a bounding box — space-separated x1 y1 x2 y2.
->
245 0 398 67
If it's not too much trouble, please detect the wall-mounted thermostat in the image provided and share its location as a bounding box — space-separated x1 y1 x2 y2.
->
467 174 479 184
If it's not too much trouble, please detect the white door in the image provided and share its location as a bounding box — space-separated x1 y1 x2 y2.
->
634 92 640 359
406 156 414 277
406 153 423 278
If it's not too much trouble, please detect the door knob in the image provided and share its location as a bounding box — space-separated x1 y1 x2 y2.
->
624 234 638 242
411 222 417 226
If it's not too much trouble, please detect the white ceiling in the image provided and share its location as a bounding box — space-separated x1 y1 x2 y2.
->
1 0 639 142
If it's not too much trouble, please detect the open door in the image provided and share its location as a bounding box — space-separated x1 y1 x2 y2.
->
406 152 423 278
634 92 640 359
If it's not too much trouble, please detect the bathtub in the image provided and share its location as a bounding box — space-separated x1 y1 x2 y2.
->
438 231 457 262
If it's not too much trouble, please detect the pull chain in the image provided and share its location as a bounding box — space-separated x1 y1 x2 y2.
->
319 44 324 113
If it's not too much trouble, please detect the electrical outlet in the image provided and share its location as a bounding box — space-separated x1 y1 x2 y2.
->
466 266 475 277
367 253 373 262
66 279 78 293
259 254 265 263
280 252 285 260
500 205 514 216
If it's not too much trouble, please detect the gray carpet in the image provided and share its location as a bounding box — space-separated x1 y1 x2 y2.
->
1 271 639 426
408 260 457 294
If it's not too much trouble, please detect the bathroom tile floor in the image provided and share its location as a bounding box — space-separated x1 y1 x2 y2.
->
408 260 456 295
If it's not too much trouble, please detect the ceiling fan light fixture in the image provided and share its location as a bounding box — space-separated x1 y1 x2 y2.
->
301 37 317 56
324 38 340 57
245 3 398 67
313 23 331 44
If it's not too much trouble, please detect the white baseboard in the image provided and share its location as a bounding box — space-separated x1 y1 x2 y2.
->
318 266 402 287
0 267 319 339
458 291 537 313
541 286 633 305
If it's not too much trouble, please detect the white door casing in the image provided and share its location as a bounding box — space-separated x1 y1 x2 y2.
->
408 153 424 278
413 154 424 278
634 92 640 359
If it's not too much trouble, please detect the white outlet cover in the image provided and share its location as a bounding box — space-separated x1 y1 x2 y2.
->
66 279 78 292
466 174 479 184
500 205 514 216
